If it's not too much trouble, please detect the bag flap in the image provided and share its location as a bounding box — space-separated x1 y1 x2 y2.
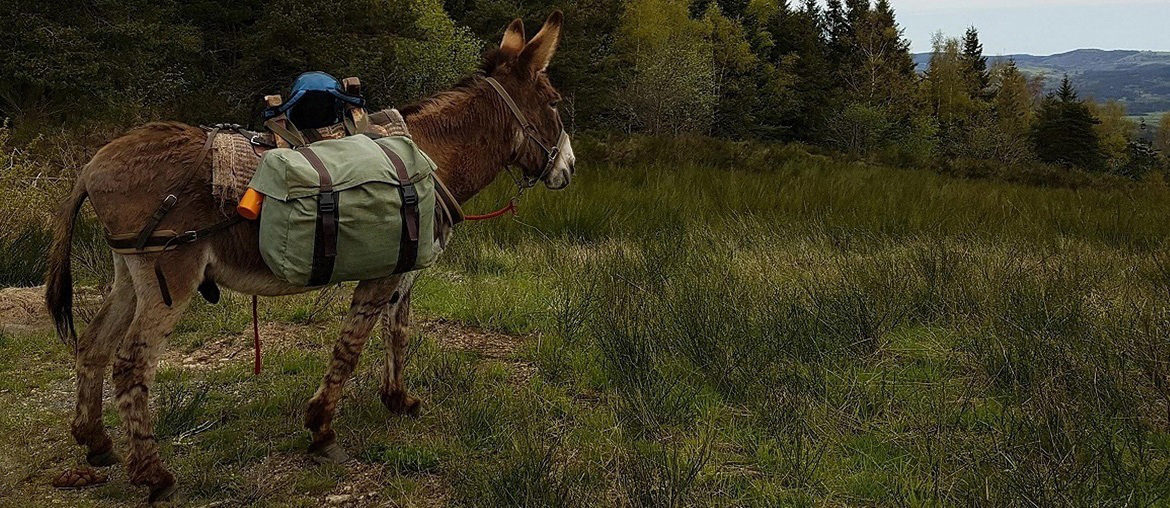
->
249 135 436 201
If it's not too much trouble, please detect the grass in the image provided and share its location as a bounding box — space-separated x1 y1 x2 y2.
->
1 133 1170 505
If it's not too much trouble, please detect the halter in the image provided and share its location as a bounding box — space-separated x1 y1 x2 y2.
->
484 77 569 187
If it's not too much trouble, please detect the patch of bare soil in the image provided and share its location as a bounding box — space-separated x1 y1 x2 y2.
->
419 318 536 384
249 453 448 507
0 285 102 333
0 286 46 329
419 318 526 359
163 321 331 371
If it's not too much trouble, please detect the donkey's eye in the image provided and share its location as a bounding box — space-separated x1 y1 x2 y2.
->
549 100 559 108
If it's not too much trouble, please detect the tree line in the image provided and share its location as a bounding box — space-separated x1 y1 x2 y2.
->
3 0 1169 178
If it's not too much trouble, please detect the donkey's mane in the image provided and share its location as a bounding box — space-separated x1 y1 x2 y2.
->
399 49 511 118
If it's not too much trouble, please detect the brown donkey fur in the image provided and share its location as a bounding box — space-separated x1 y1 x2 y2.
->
44 13 574 503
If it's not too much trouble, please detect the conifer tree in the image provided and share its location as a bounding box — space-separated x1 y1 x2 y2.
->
785 0 834 138
845 0 869 32
823 0 849 67
1032 76 1106 171
825 0 847 45
961 26 990 99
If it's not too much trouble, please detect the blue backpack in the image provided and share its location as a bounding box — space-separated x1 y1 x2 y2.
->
262 72 368 144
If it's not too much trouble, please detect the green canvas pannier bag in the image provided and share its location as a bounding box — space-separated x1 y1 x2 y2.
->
248 134 458 286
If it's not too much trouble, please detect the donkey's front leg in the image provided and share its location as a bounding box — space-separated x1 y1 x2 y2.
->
305 276 402 463
380 274 419 415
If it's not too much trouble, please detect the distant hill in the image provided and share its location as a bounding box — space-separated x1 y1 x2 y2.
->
913 49 1170 115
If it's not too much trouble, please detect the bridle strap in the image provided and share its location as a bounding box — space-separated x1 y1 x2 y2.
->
465 77 568 223
485 77 536 136
484 77 565 185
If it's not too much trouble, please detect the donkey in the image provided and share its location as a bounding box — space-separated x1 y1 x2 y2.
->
44 12 574 503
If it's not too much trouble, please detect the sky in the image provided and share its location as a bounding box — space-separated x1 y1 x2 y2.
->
889 0 1170 55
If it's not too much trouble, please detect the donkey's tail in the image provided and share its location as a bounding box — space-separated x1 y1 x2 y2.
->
45 180 89 346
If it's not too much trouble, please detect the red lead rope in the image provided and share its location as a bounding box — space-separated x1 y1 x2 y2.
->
464 198 518 221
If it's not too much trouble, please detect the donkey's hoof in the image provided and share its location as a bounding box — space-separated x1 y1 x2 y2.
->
309 442 351 465
86 449 121 467
381 391 422 417
148 481 178 505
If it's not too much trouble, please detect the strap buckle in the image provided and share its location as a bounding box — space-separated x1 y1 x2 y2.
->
176 230 199 243
318 191 337 213
401 183 419 207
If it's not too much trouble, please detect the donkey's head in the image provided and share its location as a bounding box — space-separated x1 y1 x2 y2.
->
485 11 576 190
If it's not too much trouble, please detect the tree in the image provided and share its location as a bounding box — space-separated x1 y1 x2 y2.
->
444 0 626 132
923 33 979 157
703 3 760 138
992 60 1033 130
859 1 916 109
1088 100 1136 172
744 0 832 140
236 0 481 121
1156 114 1170 155
988 59 1037 163
616 0 715 133
840 0 917 125
961 26 990 99
824 0 848 57
1031 76 1105 171
0 0 202 126
845 0 869 31
925 33 976 125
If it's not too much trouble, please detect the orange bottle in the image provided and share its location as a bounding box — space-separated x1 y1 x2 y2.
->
237 188 264 220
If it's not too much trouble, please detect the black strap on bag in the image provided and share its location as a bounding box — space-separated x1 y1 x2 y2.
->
375 144 420 273
297 147 340 286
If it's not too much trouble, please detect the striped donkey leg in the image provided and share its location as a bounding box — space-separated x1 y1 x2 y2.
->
71 255 135 467
112 252 205 503
305 275 403 463
380 275 420 415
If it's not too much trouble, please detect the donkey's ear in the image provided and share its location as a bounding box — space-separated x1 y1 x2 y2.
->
519 11 563 73
500 18 526 56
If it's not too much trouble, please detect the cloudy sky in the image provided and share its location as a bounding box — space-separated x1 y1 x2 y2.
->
890 0 1170 55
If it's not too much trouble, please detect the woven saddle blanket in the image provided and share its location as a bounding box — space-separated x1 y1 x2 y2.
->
210 109 410 206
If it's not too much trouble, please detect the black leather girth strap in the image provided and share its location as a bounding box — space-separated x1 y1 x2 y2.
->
375 144 420 273
136 194 178 250
298 147 339 286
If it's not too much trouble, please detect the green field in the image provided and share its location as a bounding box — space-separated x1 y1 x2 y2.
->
2 136 1170 506
1128 112 1165 124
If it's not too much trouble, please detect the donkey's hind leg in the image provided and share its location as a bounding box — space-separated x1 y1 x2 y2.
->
305 276 402 463
113 252 205 503
379 275 420 415
72 254 135 467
